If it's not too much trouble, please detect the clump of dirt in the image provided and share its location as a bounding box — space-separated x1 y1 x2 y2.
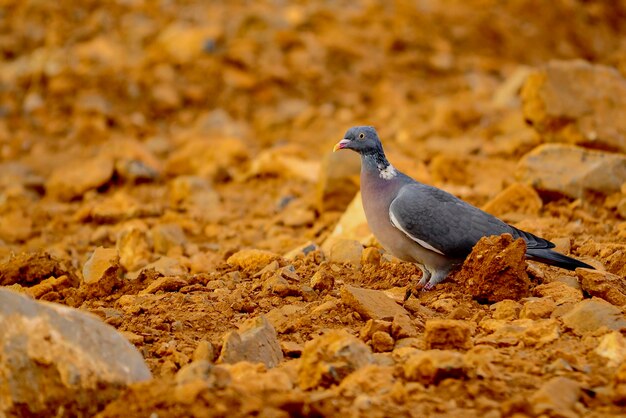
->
455 234 530 303
0 251 77 286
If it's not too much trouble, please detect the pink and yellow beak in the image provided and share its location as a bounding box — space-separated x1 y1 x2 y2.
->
333 139 350 152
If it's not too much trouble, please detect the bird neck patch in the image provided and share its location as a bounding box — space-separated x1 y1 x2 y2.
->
378 163 397 180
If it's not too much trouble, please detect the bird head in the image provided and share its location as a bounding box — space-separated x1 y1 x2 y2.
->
333 126 384 155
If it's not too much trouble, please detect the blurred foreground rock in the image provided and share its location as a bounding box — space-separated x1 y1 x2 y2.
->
522 60 626 153
0 289 151 417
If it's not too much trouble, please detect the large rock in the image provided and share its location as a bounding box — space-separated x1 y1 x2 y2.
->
529 377 581 418
578 268 626 307
560 298 626 335
481 182 542 218
521 60 626 153
0 289 151 417
341 285 409 320
315 150 360 213
217 316 283 368
322 192 374 251
298 330 373 390
46 154 115 201
516 143 626 198
456 234 530 303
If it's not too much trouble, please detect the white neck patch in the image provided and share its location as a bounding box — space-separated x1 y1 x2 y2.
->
379 164 397 180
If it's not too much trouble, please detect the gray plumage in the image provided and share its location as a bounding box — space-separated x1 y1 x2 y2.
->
333 126 594 289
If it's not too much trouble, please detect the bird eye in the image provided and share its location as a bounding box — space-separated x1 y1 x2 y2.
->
358 133 365 139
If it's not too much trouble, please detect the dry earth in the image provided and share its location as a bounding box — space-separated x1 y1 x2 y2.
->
1 1 626 417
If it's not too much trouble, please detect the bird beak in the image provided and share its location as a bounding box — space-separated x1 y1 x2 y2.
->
333 139 350 152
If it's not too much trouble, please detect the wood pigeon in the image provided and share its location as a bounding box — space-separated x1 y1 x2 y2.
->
333 126 594 290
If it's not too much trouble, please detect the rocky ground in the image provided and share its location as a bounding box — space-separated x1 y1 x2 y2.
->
1 1 626 417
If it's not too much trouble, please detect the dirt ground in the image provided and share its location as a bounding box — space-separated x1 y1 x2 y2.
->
1 1 626 417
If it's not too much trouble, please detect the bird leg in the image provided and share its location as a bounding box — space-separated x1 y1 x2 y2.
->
404 265 431 301
423 266 453 290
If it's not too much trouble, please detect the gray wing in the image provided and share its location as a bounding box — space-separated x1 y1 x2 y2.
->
388 183 554 259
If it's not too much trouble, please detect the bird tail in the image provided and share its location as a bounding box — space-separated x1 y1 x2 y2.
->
526 249 594 271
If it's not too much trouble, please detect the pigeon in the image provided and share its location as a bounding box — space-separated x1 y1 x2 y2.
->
333 126 594 291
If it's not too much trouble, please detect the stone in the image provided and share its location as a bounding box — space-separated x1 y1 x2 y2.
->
82 247 121 296
478 318 560 348
151 223 187 254
281 207 316 227
529 377 581 418
217 316 283 368
174 360 231 390
247 147 320 183
403 350 466 385
226 249 282 273
0 251 74 286
315 150 360 212
482 182 542 218
138 256 187 277
0 211 32 243
516 143 626 198
310 269 335 292
361 247 381 265
337 364 396 397
578 268 626 307
89 192 142 223
519 297 557 320
46 154 114 201
153 24 220 65
329 239 363 266
490 299 522 320
520 319 561 347
322 192 374 250
561 298 626 335
391 313 418 339
298 330 374 390
341 285 409 320
521 60 626 153
192 340 215 363
283 242 320 260
456 234 530 303
595 331 626 368
281 341 304 358
0 289 151 417
139 276 188 295
424 319 473 350
371 331 395 352
533 280 583 305
359 319 392 341
116 227 151 271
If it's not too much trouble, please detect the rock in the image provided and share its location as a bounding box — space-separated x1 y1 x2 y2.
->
361 247 381 265
310 269 335 292
516 143 626 198
0 210 32 243
217 316 283 368
298 330 373 390
391 313 418 339
139 276 188 295
322 192 374 250
578 268 626 307
338 364 396 397
424 319 473 350
519 297 557 319
595 331 626 368
456 234 530 303
533 281 583 305
247 147 320 183
490 300 522 320
0 251 74 286
226 249 282 273
478 318 560 348
88 192 143 223
138 256 187 277
482 182 542 218
329 239 363 267
315 150 360 212
46 154 115 200
82 247 121 296
265 304 303 333
116 227 151 271
174 360 231 396
283 242 320 260
403 350 466 385
561 298 626 335
521 60 626 153
153 24 220 65
0 289 151 416
164 136 249 181
151 223 187 254
520 319 561 347
529 376 581 418
341 285 409 320
281 341 304 358
169 175 220 209
360 319 392 341
192 340 215 363
25 275 77 300
114 159 160 183
371 331 395 353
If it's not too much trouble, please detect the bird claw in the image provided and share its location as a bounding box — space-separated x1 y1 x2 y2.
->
422 281 436 291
